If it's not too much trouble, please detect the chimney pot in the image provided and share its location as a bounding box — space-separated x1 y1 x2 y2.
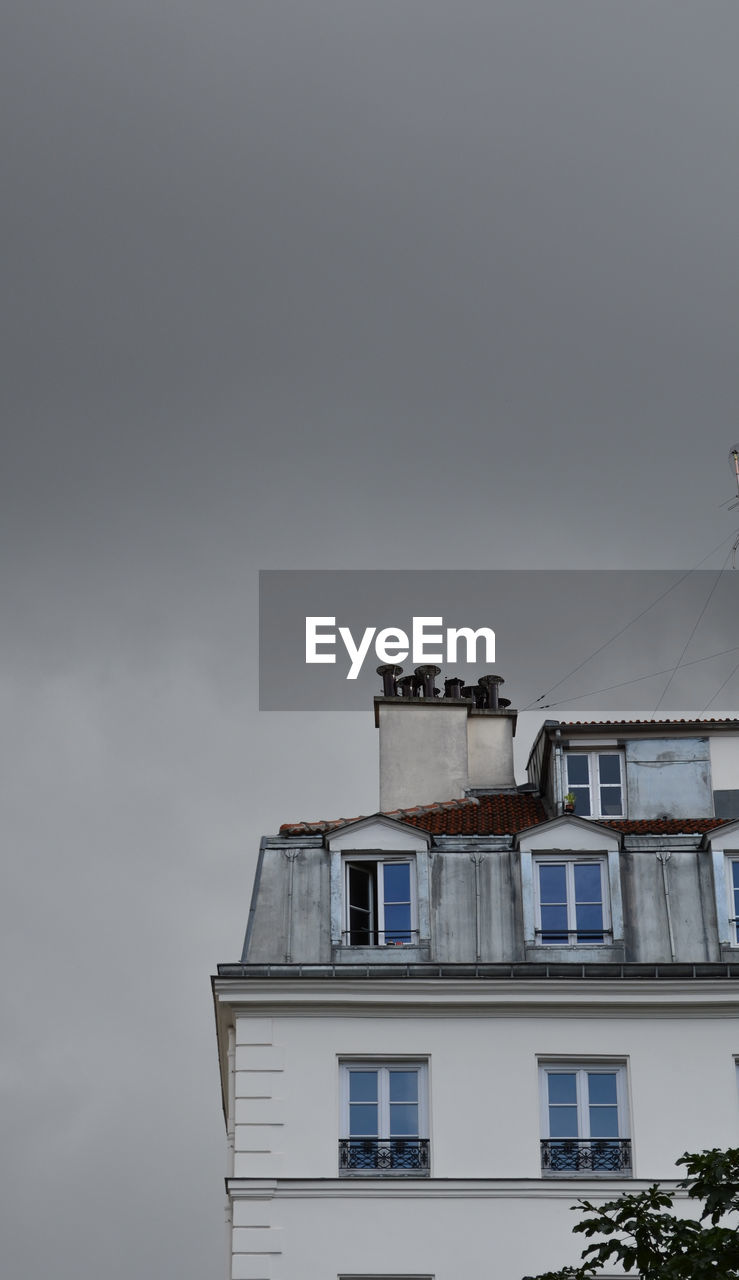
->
397 675 417 699
376 664 403 697
415 664 441 698
478 673 505 711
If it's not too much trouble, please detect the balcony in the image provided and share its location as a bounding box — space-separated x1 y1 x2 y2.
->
339 1138 430 1175
341 929 420 947
535 928 613 946
541 1138 632 1175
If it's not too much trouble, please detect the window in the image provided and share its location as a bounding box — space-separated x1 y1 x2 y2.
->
539 1063 631 1175
344 857 417 946
726 858 739 945
566 752 625 818
328 819 430 958
339 1061 429 1175
534 855 610 945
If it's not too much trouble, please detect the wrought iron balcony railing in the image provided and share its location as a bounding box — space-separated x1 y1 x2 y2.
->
541 1138 632 1174
342 930 420 947
339 1137 430 1174
535 929 613 946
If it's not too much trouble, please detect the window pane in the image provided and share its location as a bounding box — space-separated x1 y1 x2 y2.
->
572 786 591 816
574 863 602 903
349 1103 378 1136
567 756 589 785
598 754 621 785
539 865 567 903
389 1071 418 1102
549 1106 579 1137
588 1073 617 1104
348 908 372 945
733 862 739 916
349 1071 378 1102
383 863 410 902
600 785 623 815
348 864 375 944
589 1106 619 1138
383 903 412 938
548 1073 577 1104
389 1102 418 1136
575 902 604 941
541 904 568 941
348 864 373 911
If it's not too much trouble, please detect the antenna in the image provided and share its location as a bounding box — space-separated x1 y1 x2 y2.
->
729 446 739 509
729 446 739 567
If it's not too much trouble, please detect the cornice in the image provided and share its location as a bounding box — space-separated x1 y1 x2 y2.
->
226 1176 689 1201
213 975 739 1020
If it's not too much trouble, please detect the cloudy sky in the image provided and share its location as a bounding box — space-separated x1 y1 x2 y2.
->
2 3 739 1276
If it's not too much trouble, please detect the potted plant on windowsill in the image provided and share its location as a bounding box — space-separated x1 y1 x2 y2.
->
563 792 576 814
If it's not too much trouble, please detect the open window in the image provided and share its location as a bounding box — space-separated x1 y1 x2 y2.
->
328 817 431 958
344 857 416 946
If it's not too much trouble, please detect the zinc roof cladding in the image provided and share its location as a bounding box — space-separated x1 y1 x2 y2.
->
278 798 733 839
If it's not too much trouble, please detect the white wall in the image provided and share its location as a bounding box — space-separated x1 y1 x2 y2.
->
466 713 516 788
711 735 739 792
232 1010 739 1181
378 703 469 810
233 1188 687 1280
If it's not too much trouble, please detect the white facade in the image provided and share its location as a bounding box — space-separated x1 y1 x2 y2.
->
213 986 739 1279
214 698 739 1280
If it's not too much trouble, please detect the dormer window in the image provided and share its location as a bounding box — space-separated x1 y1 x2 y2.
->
534 855 611 945
325 814 430 957
566 752 625 818
328 817 431 959
344 857 417 946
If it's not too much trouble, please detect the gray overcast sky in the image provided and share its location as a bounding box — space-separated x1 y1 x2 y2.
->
2 3 739 1276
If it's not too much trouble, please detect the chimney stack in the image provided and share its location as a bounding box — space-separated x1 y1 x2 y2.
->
374 670 517 811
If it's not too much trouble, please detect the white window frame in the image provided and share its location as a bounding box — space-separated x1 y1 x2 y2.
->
533 854 611 946
339 1060 430 1177
539 1061 631 1177
342 854 419 947
725 856 739 945
565 751 626 819
340 1060 429 1137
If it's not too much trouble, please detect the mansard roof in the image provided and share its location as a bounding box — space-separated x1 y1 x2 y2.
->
279 796 734 840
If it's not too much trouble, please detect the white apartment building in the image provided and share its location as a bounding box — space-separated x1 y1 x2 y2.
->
212 671 739 1280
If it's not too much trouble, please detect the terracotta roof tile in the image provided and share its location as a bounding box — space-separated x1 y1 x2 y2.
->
560 719 739 728
600 817 731 834
278 801 733 839
279 793 548 837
